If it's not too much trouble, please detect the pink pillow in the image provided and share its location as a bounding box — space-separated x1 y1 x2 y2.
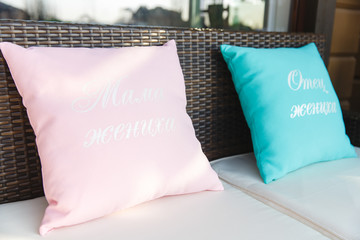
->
0 40 223 235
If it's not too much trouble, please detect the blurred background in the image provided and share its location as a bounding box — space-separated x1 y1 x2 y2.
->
0 0 289 31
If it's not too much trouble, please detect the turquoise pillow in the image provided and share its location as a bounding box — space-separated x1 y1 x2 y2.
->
221 43 357 183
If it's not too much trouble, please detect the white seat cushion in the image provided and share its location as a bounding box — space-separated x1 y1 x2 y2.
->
0 181 327 240
212 147 360 240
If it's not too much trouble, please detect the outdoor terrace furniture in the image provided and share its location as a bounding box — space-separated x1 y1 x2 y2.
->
0 19 359 240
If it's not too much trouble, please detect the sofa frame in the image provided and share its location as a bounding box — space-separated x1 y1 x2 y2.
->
0 19 359 205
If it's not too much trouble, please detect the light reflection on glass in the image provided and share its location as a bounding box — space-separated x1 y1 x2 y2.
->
0 0 269 31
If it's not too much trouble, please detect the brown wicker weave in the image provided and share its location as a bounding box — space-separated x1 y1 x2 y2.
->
343 111 360 147
0 19 357 205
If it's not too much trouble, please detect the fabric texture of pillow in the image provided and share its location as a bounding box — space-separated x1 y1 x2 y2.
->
0 40 223 235
221 43 356 184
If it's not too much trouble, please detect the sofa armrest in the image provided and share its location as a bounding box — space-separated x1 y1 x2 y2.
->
343 110 360 147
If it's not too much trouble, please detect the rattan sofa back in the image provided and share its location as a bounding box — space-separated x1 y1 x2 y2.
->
0 20 326 204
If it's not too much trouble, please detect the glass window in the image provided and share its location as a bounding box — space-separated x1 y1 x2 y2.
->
0 0 290 32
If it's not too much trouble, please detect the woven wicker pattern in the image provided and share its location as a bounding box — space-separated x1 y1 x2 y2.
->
344 111 360 147
0 20 328 204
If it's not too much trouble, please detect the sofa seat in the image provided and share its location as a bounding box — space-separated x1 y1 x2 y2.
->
0 181 327 240
212 147 360 240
